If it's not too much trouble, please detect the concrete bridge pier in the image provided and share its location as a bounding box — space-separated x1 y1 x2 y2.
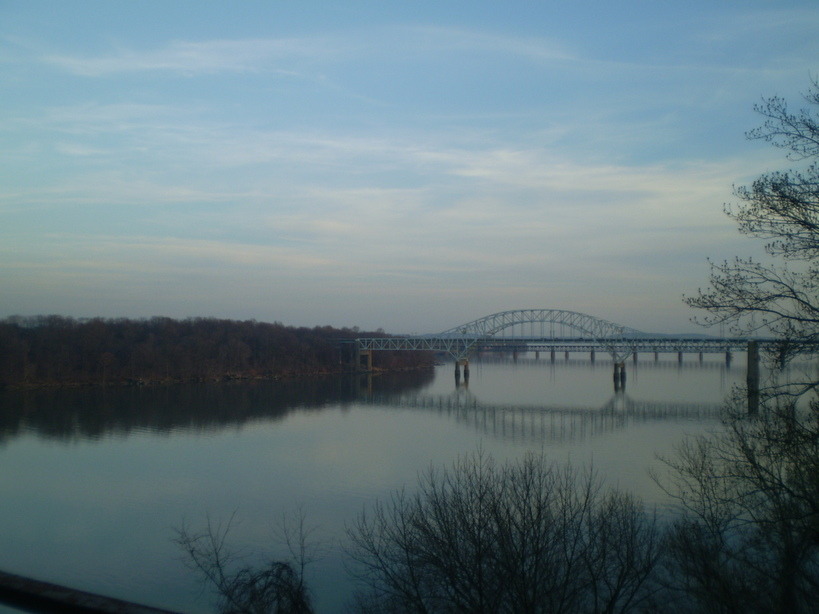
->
454 359 470 383
590 349 595 362
613 362 626 391
355 347 373 372
550 349 555 362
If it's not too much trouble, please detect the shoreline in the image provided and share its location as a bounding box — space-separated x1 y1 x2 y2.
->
0 363 436 392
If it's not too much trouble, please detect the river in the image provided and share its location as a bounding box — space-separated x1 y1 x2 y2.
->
0 353 744 612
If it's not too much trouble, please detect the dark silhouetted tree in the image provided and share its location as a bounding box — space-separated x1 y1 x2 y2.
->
175 512 315 614
658 390 819 614
685 78 819 375
664 78 819 614
347 450 663 614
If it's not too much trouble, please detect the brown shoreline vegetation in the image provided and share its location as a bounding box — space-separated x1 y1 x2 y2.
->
0 315 434 390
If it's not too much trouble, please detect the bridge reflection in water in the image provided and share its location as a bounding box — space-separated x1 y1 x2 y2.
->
358 388 724 446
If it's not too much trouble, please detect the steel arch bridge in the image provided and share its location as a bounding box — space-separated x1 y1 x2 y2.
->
350 308 768 370
353 309 653 364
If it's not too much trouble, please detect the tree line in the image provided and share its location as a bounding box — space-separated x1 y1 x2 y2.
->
0 316 433 388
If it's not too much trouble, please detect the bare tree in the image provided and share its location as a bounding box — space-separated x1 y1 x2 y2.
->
685 78 819 373
174 511 314 614
657 393 819 614
346 450 664 614
664 78 819 614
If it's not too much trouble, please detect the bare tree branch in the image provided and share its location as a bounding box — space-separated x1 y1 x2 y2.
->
174 511 314 614
346 451 664 614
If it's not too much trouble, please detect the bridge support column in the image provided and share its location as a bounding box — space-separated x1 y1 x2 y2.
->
654 351 659 362
535 351 539 360
747 341 759 415
565 351 569 361
455 359 470 383
550 349 555 362
355 347 373 372
699 352 703 364
678 351 683 364
613 362 626 391
633 352 638 364
725 350 732 365
590 349 595 362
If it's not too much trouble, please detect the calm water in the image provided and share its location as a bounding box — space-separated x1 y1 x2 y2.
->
0 355 744 613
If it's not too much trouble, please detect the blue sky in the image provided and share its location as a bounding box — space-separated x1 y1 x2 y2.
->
2 1 817 334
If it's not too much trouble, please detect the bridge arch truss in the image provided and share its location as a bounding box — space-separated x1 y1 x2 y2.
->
356 309 647 362
437 309 642 340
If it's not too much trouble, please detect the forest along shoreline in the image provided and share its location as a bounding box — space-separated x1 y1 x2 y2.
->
0 316 435 390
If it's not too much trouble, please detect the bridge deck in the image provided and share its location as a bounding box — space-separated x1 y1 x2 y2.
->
355 335 764 355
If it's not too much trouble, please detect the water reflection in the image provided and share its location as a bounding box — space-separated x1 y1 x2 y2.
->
362 355 739 444
0 370 434 445
0 357 737 448
359 389 724 445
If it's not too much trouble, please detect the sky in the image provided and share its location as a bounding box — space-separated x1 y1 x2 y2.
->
1 1 818 335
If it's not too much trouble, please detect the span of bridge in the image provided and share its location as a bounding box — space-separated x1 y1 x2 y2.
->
352 308 769 367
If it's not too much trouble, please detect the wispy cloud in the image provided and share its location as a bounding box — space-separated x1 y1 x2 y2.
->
40 24 578 78
43 37 347 76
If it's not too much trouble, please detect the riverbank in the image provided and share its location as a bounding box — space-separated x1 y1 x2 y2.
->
0 363 436 391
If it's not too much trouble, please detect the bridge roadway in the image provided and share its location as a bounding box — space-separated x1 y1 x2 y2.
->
355 335 753 357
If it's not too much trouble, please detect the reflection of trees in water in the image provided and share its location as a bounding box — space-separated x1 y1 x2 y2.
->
361 391 724 445
0 370 434 444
